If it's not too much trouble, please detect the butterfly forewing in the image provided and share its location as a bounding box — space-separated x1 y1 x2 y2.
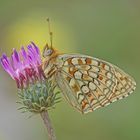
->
55 54 136 114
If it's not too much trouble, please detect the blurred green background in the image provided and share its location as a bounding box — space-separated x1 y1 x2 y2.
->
0 0 140 140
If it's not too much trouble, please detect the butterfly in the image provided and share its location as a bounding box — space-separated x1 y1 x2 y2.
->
42 19 136 114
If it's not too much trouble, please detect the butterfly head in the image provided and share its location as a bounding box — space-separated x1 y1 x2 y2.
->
43 44 54 58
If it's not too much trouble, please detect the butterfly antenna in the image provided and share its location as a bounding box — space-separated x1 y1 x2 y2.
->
46 18 53 48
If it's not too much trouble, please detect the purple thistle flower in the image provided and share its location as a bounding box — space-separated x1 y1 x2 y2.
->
0 41 60 140
0 42 60 114
0 42 45 89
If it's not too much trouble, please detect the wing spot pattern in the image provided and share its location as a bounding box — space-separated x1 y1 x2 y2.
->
71 58 79 65
77 92 85 103
82 74 93 81
78 59 84 65
86 58 92 65
74 71 82 79
69 67 78 76
89 82 97 91
81 85 90 94
88 71 98 78
72 83 80 92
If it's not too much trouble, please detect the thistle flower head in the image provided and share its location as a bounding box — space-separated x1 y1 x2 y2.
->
0 42 45 89
0 42 60 113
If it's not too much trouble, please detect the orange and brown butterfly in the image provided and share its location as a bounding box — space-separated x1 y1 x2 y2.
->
42 19 136 114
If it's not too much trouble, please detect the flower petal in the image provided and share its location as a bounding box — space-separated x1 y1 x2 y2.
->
20 47 29 65
28 43 41 65
12 48 23 70
0 56 16 79
13 49 20 62
31 42 40 55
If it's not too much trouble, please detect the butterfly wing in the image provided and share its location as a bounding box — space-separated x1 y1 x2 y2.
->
55 54 136 114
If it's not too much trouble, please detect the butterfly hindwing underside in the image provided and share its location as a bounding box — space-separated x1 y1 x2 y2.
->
54 54 136 114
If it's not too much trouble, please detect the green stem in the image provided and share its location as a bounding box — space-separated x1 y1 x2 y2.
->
41 111 57 140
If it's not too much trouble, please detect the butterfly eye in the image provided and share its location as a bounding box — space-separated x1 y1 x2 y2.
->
43 48 53 57
47 49 53 55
